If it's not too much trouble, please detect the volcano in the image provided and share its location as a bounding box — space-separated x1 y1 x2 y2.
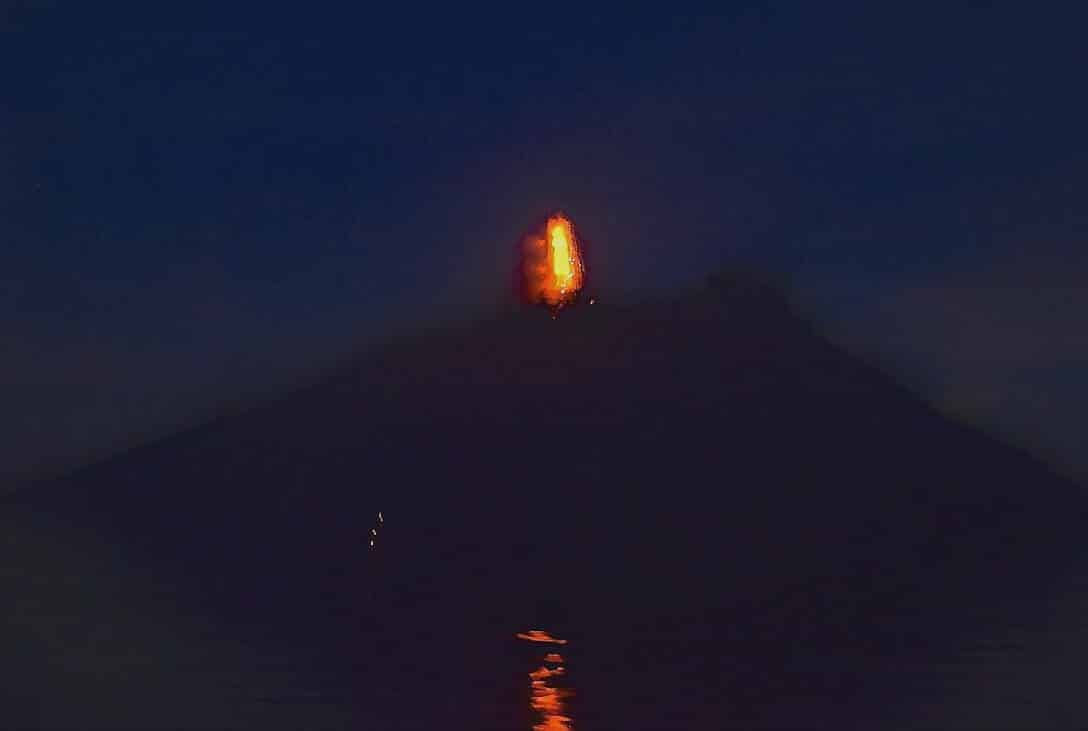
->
4 272 1085 729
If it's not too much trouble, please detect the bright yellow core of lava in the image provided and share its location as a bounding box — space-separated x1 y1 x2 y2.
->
544 215 582 302
549 219 574 288
522 212 584 309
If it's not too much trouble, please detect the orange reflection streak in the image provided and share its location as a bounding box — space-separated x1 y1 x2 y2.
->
516 630 568 645
519 630 574 730
529 666 565 681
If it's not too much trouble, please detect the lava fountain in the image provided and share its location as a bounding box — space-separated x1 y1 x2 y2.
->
520 213 586 313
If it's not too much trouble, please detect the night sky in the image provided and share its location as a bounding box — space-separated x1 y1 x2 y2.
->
4 4 1086 485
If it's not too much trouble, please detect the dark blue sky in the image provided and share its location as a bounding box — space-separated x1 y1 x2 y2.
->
4 4 1086 484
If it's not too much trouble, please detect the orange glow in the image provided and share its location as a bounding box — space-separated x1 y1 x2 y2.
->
520 213 585 312
519 629 574 730
530 665 565 680
516 630 568 645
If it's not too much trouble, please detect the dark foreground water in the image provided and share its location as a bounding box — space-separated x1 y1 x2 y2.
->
4 503 1088 731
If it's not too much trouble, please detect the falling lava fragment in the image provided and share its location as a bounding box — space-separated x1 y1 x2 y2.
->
521 213 586 313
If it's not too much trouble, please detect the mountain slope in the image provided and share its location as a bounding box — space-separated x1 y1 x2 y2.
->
7 279 1086 729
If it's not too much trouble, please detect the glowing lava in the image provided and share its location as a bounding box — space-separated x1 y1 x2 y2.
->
521 213 585 312
549 218 575 288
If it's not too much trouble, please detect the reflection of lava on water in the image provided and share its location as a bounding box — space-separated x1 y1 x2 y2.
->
517 630 568 645
518 629 574 730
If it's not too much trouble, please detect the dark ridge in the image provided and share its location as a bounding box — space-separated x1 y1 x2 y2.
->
10 273 1086 729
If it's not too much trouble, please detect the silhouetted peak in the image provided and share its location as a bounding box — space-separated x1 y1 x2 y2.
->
703 265 792 307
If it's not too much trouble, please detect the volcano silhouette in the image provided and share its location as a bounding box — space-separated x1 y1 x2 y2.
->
6 273 1086 729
